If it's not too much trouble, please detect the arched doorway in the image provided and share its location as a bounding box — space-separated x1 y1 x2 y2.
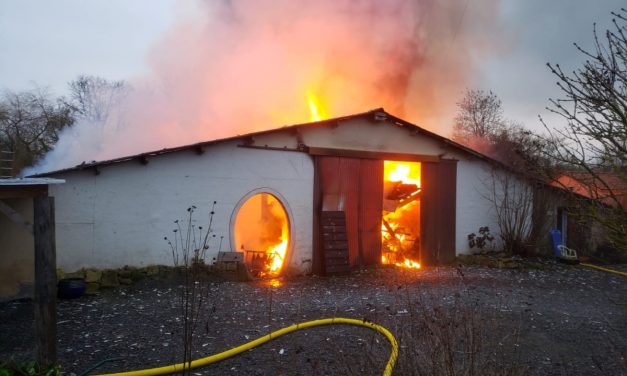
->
232 191 290 277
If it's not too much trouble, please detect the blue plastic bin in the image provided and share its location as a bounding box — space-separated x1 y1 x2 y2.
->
549 229 563 257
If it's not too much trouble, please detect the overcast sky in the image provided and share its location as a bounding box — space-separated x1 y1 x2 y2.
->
478 0 624 129
0 0 624 133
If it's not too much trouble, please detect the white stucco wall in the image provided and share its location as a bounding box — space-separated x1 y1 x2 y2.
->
456 159 533 255
47 116 537 272
256 118 460 158
456 160 499 255
50 141 314 274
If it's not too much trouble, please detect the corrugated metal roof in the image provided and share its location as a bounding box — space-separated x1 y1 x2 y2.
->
29 108 506 177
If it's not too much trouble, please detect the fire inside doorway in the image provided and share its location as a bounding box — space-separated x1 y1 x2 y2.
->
233 193 289 277
381 161 421 269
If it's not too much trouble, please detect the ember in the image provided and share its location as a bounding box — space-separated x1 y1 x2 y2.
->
381 161 421 269
264 278 283 288
233 193 289 277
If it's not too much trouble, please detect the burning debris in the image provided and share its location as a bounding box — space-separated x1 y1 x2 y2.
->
381 161 421 269
233 193 289 277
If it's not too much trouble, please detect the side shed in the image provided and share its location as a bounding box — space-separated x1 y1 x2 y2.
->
0 177 64 365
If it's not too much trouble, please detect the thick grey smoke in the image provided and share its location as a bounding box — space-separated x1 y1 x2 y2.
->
30 0 503 174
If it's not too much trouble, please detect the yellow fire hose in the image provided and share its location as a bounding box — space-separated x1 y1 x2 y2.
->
93 317 398 376
580 262 627 278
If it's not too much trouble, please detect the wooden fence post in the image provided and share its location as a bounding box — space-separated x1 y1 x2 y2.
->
34 196 57 366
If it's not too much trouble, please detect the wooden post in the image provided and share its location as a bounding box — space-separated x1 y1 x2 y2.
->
33 196 57 366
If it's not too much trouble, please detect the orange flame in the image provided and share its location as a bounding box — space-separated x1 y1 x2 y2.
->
234 193 289 278
384 161 421 187
401 258 421 269
261 206 289 277
381 254 421 269
381 161 421 270
265 237 288 275
307 91 327 122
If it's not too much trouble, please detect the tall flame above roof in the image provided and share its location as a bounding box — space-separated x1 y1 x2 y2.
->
28 0 503 174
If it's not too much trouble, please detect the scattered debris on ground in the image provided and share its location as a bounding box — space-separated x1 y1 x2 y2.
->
456 252 568 270
1 266 625 376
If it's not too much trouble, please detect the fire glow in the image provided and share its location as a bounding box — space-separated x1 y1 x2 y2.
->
31 0 502 174
234 193 289 277
265 236 288 276
307 91 327 122
381 161 422 270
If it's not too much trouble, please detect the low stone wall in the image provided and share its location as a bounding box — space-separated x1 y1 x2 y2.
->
57 262 252 295
57 265 175 295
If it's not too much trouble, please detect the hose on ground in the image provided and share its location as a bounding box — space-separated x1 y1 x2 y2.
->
580 262 627 277
77 358 124 376
92 317 398 376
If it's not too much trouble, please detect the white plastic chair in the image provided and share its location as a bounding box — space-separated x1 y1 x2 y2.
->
557 244 578 261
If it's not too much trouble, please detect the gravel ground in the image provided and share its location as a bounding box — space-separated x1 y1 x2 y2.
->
1 264 626 376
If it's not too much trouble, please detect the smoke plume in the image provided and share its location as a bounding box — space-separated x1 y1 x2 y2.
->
30 0 503 174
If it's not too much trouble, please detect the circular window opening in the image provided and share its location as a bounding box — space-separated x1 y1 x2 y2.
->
233 193 290 277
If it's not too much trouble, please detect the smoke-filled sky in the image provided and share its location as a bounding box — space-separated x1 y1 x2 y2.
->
0 0 624 172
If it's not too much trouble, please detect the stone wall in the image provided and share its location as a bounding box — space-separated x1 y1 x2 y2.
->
57 265 174 295
57 262 252 295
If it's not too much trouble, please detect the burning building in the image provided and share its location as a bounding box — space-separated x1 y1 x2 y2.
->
30 108 514 276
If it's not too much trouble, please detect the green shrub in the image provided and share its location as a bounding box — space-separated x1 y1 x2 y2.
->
0 361 62 376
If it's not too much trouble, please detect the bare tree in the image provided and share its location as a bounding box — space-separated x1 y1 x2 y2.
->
541 9 627 251
452 89 506 144
491 125 552 173
0 88 73 174
165 203 217 375
453 89 549 173
486 170 536 255
66 75 126 123
0 76 125 175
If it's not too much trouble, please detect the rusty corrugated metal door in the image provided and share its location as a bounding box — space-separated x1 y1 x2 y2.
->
420 160 457 265
318 156 360 266
317 156 383 268
339 158 361 266
359 159 383 265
